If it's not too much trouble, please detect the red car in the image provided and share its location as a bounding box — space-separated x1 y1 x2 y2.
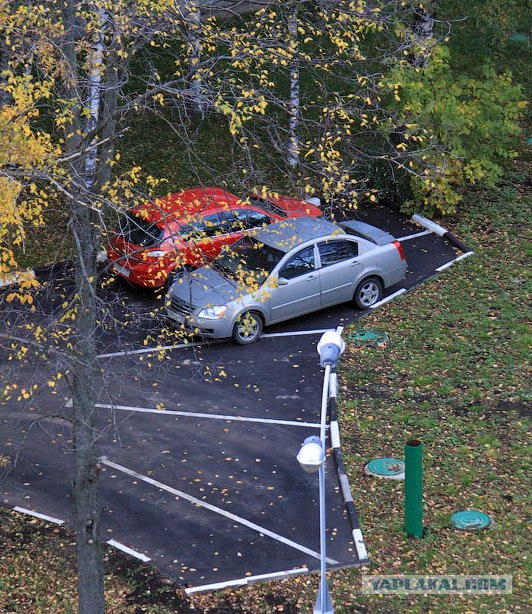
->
107 186 322 288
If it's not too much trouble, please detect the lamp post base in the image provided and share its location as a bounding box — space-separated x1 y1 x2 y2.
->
314 577 334 614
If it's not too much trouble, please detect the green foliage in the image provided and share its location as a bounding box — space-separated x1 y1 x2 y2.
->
385 46 525 214
438 0 531 84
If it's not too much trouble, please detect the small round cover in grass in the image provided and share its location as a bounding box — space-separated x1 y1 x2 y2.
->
365 457 405 480
451 510 492 531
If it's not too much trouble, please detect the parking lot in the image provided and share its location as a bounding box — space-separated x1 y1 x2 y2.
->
0 205 468 592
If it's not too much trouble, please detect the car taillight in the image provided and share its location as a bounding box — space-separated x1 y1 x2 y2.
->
393 240 406 260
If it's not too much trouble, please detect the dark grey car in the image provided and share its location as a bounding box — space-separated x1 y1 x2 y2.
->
166 217 407 344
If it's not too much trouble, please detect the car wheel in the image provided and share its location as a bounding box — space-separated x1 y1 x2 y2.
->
232 311 263 345
354 277 383 309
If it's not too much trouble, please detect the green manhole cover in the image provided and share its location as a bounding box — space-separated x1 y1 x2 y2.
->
509 33 529 43
365 457 405 480
451 510 492 531
348 329 390 347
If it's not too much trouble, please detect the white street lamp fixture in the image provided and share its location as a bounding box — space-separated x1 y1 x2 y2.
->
297 436 324 474
296 433 334 614
317 331 345 368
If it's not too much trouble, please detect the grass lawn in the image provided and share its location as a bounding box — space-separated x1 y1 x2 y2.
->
1 165 529 612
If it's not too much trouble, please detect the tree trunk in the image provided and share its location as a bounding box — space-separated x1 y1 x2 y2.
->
412 4 435 67
71 226 104 613
184 2 205 115
96 59 118 191
62 3 106 611
287 5 300 168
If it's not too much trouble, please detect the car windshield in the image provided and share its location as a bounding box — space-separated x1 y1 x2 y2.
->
116 213 164 247
246 196 286 217
213 236 283 285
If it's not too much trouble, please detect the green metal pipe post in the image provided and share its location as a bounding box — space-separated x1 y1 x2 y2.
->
404 439 423 538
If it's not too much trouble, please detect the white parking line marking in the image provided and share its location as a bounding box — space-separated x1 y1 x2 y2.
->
96 403 321 429
436 251 473 272
97 329 334 359
455 251 474 262
13 506 64 525
262 328 334 339
185 567 309 595
100 457 339 565
436 261 454 272
397 229 432 241
369 288 407 309
107 539 151 562
96 339 213 359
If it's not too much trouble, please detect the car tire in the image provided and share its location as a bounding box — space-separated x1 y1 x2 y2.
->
232 311 263 345
354 277 383 309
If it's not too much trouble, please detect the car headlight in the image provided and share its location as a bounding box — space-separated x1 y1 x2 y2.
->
197 305 227 320
145 250 165 258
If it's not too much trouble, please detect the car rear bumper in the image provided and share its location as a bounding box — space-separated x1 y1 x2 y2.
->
385 260 408 288
107 248 169 288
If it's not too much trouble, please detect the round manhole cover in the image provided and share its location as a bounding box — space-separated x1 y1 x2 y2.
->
348 330 389 347
451 510 492 531
364 457 405 480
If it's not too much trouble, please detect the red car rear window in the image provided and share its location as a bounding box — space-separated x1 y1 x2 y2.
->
117 214 164 247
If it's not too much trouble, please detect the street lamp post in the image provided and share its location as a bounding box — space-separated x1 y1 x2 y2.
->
297 329 344 614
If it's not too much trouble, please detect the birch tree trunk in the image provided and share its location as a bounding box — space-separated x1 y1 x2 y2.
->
412 3 436 67
287 4 300 168
183 1 205 114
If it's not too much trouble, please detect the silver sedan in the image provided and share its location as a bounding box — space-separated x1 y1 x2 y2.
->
165 217 407 344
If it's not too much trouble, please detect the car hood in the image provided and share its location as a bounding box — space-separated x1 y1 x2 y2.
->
168 266 243 308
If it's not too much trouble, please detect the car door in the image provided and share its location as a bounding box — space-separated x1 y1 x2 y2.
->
317 238 361 306
268 245 320 323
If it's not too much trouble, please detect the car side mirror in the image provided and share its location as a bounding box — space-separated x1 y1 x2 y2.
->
277 277 289 286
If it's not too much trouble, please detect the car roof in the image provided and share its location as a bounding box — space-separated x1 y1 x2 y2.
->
132 187 241 224
253 217 342 253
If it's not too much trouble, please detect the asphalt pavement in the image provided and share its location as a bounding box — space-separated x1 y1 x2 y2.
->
0 205 467 592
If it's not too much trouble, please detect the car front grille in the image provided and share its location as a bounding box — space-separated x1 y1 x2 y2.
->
170 296 195 316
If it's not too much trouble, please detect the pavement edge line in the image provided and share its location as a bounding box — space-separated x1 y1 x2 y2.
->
13 506 64 525
107 539 151 562
185 567 309 595
328 389 370 564
370 288 406 309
